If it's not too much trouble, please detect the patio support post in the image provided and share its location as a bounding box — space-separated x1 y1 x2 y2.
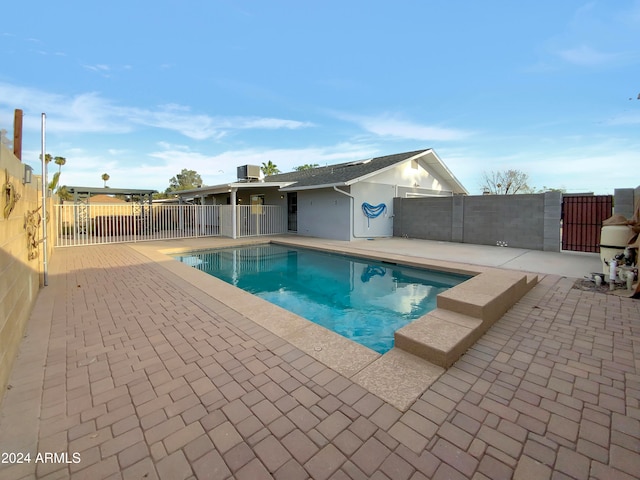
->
231 188 237 239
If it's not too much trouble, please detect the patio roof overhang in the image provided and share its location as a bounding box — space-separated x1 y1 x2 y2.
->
67 186 158 196
176 181 295 198
66 186 158 205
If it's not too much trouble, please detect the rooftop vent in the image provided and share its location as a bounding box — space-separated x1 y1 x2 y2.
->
237 165 261 181
345 158 372 167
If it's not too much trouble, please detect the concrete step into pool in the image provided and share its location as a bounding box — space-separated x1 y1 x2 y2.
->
395 270 538 368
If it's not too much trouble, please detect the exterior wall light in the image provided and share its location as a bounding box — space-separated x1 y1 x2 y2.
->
23 164 33 184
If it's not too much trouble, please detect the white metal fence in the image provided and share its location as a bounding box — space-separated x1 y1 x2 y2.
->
54 204 287 246
234 205 288 238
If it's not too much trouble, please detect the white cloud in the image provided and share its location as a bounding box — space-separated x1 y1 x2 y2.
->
40 141 381 192
147 142 380 185
556 44 623 66
125 106 313 140
83 64 110 73
0 82 313 140
605 111 640 126
542 2 640 69
440 137 640 195
336 112 471 141
235 117 313 130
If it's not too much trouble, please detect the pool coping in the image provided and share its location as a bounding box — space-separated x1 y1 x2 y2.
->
131 237 537 411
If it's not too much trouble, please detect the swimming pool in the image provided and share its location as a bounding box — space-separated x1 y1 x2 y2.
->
174 244 469 354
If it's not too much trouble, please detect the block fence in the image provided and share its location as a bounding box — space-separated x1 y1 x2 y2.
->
393 188 639 252
393 192 564 252
0 142 53 403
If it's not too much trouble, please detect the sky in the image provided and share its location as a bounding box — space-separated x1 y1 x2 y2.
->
1 1 639 195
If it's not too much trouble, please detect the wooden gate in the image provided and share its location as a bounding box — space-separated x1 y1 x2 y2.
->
561 195 613 252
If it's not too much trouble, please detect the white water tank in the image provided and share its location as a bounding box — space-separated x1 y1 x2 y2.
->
600 225 634 275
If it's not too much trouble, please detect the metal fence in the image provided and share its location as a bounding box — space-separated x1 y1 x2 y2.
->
234 205 288 238
54 204 287 246
561 195 613 253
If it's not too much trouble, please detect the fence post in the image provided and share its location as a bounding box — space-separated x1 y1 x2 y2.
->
614 188 635 218
451 196 464 243
195 205 199 238
543 191 562 252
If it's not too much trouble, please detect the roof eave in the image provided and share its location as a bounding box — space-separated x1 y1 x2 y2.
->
422 150 469 195
279 182 346 192
176 181 295 196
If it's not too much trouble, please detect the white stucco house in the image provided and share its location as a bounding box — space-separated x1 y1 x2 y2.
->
176 149 468 241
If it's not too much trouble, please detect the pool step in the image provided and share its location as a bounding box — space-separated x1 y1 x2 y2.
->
395 270 538 368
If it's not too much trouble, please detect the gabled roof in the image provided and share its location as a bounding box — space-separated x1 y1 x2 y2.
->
271 150 426 188
175 148 467 197
271 149 468 194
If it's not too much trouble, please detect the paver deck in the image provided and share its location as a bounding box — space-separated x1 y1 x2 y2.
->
0 238 638 479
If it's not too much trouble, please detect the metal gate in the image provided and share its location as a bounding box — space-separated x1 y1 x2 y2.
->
561 195 613 252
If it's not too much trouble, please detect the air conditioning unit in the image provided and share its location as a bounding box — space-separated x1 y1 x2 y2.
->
237 165 261 181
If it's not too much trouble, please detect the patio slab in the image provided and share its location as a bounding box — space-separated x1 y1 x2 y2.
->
0 236 638 480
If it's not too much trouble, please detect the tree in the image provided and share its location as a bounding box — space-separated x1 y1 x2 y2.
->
49 156 66 191
56 185 72 201
54 156 66 173
40 153 67 194
101 173 110 187
261 161 280 176
167 169 203 192
537 186 567 193
294 163 319 171
1 129 11 148
481 170 534 195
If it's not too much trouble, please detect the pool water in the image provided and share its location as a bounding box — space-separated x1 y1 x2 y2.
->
174 244 469 354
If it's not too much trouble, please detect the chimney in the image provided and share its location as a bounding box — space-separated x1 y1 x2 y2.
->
13 109 23 160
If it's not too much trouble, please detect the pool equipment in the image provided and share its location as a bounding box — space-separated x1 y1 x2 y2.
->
600 225 634 275
609 260 617 290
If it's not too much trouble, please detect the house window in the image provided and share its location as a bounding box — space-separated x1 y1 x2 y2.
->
251 194 264 214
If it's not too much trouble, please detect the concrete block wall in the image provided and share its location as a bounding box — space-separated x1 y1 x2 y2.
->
393 196 453 241
542 191 562 251
614 188 636 219
394 192 562 251
463 194 546 249
0 144 49 403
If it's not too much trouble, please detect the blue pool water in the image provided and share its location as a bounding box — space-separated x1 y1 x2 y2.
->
174 244 469 354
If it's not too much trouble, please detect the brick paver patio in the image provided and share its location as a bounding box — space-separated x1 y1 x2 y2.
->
0 243 638 479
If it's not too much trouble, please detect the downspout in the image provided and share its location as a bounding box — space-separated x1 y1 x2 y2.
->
333 186 370 240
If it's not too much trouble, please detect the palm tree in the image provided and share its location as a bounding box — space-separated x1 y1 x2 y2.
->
294 163 319 171
101 173 110 187
261 161 280 176
55 185 72 202
43 154 67 192
54 156 66 174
